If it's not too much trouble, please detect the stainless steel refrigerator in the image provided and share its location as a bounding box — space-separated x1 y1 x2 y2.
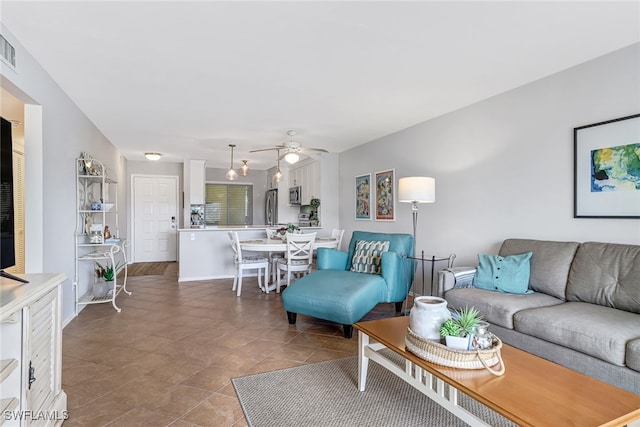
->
265 189 278 226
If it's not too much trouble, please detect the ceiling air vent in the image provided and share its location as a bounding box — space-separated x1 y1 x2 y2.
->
0 35 16 67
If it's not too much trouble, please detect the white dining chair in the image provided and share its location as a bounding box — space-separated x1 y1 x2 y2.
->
265 227 286 284
228 231 269 296
331 229 345 251
276 232 317 293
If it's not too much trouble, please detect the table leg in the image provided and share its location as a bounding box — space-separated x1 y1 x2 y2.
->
358 330 369 392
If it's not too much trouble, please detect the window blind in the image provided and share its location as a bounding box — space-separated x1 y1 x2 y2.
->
204 184 253 226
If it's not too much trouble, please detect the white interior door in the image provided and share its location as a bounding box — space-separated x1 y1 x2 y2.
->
133 175 178 262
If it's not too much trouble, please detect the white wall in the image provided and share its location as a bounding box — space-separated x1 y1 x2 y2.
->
1 25 126 324
339 43 640 266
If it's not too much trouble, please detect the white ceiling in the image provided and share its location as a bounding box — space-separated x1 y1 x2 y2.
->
2 1 639 170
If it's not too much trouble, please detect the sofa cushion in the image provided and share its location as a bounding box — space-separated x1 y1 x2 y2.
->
514 302 640 366
499 239 580 300
474 252 533 294
626 338 640 373
350 240 390 275
566 242 640 314
445 287 563 329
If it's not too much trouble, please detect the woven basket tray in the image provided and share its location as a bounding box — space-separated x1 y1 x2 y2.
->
405 327 505 376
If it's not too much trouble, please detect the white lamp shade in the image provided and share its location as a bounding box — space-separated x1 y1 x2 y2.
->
398 177 436 203
144 152 162 161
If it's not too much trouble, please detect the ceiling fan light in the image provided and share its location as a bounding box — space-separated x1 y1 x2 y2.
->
284 152 300 164
145 152 162 161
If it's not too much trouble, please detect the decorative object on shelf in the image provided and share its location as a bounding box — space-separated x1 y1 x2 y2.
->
103 225 112 240
190 205 204 227
309 198 320 222
79 151 93 174
144 152 162 161
226 144 238 181
574 114 640 218
240 160 249 176
374 169 395 221
355 173 371 220
89 224 103 244
408 296 451 341
84 215 93 235
92 279 109 297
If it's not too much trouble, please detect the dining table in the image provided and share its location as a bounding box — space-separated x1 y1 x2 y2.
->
238 237 340 252
239 237 340 292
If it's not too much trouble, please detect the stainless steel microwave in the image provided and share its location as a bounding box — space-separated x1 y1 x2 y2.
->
289 186 302 205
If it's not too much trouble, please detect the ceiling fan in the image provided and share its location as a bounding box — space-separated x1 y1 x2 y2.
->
250 130 328 164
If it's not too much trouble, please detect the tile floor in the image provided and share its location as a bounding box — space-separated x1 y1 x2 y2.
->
62 263 399 426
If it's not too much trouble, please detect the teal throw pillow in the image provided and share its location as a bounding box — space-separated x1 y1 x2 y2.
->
474 252 533 294
350 240 390 275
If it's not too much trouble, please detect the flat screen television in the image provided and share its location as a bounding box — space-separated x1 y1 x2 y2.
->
0 116 27 283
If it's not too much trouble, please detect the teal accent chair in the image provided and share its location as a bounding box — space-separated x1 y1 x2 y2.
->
281 231 414 338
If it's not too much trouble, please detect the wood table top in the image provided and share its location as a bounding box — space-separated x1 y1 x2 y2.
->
355 316 640 427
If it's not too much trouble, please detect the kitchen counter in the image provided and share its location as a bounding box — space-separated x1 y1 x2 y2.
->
177 226 324 282
179 225 322 231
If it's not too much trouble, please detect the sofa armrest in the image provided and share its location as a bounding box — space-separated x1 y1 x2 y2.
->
380 251 412 302
317 248 349 270
438 266 477 296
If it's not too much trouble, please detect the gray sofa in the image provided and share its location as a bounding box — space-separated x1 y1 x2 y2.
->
439 238 640 395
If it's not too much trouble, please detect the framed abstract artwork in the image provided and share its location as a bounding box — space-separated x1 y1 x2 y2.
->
355 174 371 220
574 114 640 218
375 169 395 221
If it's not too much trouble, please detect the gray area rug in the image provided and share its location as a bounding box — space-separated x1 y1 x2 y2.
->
232 353 516 427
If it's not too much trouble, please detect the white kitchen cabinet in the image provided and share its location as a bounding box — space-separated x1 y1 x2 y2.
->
289 160 320 205
188 159 206 205
0 273 67 426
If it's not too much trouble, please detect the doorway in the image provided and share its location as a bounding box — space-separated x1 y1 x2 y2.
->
132 175 179 262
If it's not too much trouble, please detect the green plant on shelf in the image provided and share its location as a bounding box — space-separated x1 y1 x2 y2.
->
95 261 122 282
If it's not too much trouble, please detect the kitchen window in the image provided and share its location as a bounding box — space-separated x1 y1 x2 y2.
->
204 183 253 226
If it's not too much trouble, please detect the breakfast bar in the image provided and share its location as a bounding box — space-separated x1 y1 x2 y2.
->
177 226 323 282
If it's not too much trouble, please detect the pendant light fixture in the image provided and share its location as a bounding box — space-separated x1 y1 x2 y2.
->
240 160 249 176
273 149 283 183
226 144 238 181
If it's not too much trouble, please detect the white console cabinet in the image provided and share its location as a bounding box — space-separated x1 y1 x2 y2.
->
0 273 67 426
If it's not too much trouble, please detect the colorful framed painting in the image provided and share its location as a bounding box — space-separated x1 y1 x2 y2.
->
355 173 371 220
375 169 395 221
574 114 640 218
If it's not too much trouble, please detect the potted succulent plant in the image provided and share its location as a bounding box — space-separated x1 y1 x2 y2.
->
94 261 121 297
439 306 483 350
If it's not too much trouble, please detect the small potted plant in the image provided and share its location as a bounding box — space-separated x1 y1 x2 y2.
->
439 306 483 350
94 261 121 297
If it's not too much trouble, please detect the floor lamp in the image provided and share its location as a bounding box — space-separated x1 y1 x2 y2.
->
398 176 436 299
